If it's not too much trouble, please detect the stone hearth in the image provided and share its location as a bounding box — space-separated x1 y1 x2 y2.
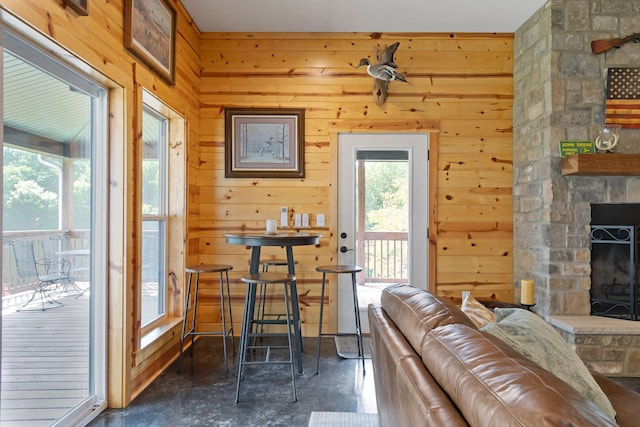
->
550 315 640 376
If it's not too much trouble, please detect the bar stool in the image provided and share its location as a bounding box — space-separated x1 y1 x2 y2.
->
178 264 234 374
315 265 364 374
236 272 297 403
255 259 298 334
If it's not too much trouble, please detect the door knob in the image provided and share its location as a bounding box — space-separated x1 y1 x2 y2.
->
340 246 353 253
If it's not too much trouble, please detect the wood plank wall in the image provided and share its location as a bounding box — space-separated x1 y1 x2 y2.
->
197 32 514 337
4 0 515 409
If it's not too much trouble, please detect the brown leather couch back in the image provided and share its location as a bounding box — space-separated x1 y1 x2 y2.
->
369 305 468 427
380 283 476 354
369 284 626 427
423 324 617 426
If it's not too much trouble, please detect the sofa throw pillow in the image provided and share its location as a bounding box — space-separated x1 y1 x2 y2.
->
481 308 616 421
461 293 495 328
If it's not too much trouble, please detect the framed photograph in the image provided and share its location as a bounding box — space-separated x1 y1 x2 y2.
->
225 108 305 178
63 0 88 16
124 0 176 85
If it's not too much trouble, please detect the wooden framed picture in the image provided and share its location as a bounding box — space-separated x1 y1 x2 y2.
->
225 108 305 178
124 0 176 85
63 0 88 16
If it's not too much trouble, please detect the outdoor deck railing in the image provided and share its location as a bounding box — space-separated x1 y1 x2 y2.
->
3 229 407 295
357 230 409 284
2 229 90 297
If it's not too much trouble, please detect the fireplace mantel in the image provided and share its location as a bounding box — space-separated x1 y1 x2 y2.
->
562 154 640 176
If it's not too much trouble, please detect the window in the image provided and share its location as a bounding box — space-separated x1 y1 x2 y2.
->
139 89 185 338
140 96 168 327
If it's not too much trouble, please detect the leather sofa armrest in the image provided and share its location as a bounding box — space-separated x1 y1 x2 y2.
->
591 370 640 427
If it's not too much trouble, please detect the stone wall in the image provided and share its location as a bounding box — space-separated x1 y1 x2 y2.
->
514 0 640 319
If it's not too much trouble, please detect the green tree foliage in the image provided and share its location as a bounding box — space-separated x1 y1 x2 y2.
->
363 161 408 232
142 160 160 215
3 146 91 230
3 147 59 230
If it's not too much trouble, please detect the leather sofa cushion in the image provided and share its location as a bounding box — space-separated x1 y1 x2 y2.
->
381 283 476 355
422 324 617 427
369 305 468 426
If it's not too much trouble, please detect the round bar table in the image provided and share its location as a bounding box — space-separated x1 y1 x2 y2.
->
225 232 321 374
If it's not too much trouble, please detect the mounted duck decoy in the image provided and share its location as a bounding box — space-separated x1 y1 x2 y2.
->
356 41 409 105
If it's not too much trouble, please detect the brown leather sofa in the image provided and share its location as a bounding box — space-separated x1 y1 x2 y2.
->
368 283 640 427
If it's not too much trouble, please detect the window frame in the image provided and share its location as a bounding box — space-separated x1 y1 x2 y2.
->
137 89 186 349
140 104 169 331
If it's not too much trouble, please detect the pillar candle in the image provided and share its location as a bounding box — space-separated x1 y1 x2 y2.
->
521 279 535 305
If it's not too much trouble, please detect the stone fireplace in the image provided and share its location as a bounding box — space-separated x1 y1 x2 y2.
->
513 1 640 376
590 204 640 320
514 0 640 318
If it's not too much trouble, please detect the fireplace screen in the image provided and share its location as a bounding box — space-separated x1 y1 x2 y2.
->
590 225 639 320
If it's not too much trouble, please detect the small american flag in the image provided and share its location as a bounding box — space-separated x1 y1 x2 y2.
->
605 67 640 128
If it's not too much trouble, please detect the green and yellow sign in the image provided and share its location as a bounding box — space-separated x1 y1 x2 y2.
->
559 140 595 157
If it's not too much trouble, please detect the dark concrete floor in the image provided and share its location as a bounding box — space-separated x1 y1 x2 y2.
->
89 336 376 427
88 335 640 427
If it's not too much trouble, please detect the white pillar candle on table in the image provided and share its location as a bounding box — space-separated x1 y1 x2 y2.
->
520 279 535 305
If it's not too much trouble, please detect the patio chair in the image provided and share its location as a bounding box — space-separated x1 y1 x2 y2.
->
39 237 72 276
11 240 73 311
39 237 86 296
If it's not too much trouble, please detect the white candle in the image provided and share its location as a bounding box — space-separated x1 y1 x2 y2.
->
521 279 535 305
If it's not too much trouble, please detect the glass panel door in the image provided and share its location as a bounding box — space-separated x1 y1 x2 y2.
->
338 133 429 333
1 31 107 426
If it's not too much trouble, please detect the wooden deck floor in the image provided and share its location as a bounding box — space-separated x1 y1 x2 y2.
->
1 291 89 427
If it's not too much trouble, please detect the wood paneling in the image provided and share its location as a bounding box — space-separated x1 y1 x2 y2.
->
5 1 515 411
198 32 514 334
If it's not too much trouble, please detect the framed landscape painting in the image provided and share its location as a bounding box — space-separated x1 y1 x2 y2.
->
225 108 305 178
124 0 176 84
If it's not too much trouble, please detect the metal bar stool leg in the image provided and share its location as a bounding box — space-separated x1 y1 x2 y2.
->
286 248 304 371
177 271 195 374
350 271 365 373
224 268 235 356
235 282 254 403
315 272 327 374
253 263 268 345
191 273 201 357
283 279 298 402
218 270 229 372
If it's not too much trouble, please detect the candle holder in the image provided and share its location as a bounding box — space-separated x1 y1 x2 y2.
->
521 303 535 311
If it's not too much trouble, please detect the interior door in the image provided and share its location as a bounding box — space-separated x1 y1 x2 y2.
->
337 133 429 333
